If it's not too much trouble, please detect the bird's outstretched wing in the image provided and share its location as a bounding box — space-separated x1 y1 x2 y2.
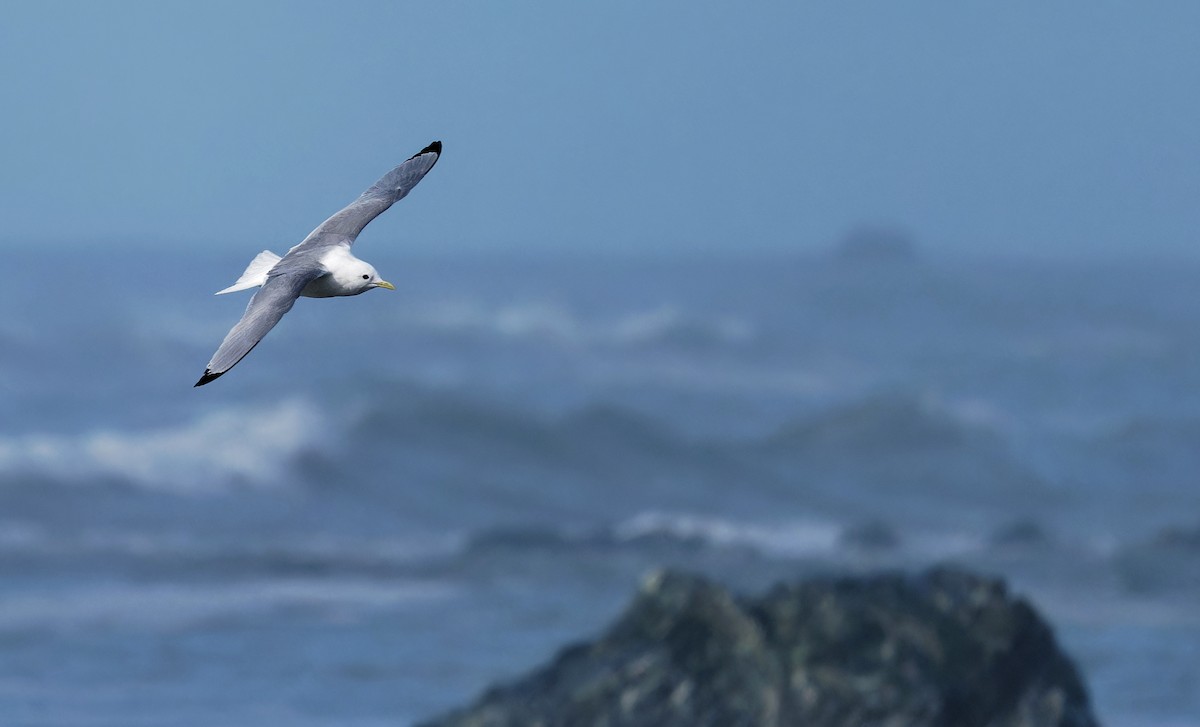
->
195 141 442 386
290 140 441 253
194 265 324 386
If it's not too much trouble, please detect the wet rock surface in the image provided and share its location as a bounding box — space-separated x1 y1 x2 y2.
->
422 567 1097 727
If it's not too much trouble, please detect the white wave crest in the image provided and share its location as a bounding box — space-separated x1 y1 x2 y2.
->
607 305 753 346
612 511 994 562
613 511 841 557
0 578 455 631
0 399 324 492
399 300 754 348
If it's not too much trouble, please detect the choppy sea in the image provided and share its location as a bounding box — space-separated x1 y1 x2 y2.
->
1 247 1198 726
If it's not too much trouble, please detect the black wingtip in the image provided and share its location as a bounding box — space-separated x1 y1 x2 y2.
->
408 140 441 161
194 370 224 387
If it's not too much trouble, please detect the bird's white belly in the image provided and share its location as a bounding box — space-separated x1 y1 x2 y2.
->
299 247 367 298
300 274 355 298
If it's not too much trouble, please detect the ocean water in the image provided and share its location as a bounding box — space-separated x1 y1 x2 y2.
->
1 247 1198 726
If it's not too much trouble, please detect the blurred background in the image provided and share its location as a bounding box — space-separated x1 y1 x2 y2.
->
2 2 1199 725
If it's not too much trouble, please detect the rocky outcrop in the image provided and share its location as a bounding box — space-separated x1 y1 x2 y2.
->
422 567 1097 727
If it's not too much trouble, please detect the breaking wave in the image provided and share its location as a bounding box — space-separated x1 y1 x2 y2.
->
0 577 455 631
609 511 841 558
0 399 325 492
394 300 754 349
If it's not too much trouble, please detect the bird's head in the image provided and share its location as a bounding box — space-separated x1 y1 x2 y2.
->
347 261 396 293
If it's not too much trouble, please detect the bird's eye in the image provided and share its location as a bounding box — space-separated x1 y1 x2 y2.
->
362 274 370 280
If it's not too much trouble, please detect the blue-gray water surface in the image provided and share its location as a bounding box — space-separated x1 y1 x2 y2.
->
1 248 1198 726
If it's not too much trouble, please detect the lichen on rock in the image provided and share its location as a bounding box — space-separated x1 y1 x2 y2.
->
422 567 1097 727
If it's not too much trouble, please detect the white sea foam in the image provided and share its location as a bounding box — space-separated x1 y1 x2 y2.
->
607 305 753 346
0 578 455 631
612 511 1000 564
397 300 754 348
0 399 324 492
613 511 841 557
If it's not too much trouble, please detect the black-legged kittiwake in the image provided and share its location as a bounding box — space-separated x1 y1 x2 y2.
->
194 141 441 387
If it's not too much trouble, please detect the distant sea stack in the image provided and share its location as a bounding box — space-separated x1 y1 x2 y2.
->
422 567 1097 727
833 226 920 264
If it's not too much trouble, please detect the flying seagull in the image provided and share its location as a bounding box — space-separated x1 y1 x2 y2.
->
195 141 441 387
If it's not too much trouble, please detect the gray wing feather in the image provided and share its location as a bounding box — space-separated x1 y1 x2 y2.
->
291 140 441 252
194 267 322 386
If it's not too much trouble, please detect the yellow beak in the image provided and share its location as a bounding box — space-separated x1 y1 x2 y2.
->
375 280 396 291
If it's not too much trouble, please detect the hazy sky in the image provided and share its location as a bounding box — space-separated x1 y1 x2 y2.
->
2 2 1199 257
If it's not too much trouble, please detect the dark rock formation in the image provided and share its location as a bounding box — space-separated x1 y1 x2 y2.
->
423 567 1097 727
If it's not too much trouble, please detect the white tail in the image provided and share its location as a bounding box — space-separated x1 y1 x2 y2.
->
214 251 282 295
